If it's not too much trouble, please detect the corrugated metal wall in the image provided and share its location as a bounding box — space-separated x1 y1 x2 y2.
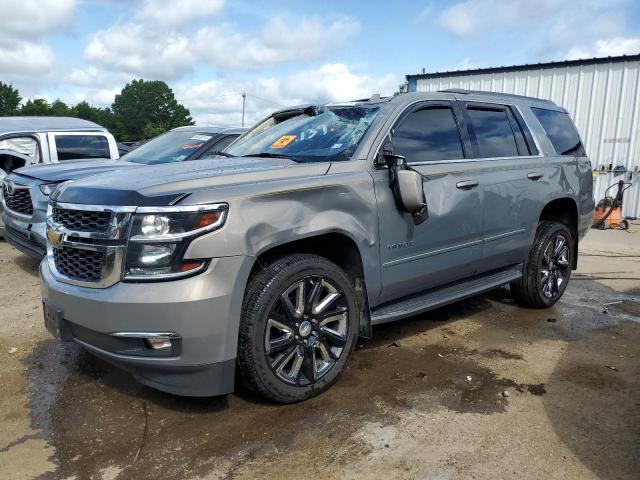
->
413 59 640 219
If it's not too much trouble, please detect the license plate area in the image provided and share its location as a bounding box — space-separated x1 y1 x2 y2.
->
43 301 68 340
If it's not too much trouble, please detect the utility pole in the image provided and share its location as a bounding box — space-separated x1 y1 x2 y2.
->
241 92 246 127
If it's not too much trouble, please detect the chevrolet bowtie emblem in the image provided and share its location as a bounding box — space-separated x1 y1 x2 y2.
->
47 229 63 247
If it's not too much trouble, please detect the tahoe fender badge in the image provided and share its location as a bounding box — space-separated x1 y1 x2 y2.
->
386 241 414 251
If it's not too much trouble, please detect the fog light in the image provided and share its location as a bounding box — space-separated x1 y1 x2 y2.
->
146 337 172 350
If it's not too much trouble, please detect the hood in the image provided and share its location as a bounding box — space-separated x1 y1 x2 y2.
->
15 159 139 183
55 156 331 206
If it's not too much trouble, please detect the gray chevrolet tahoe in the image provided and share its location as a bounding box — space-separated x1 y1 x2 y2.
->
40 90 594 403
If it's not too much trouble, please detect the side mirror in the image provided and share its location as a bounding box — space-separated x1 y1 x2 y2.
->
397 169 426 212
384 151 428 224
383 152 405 168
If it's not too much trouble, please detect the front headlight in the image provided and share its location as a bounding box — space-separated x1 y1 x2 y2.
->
39 183 58 196
124 203 228 281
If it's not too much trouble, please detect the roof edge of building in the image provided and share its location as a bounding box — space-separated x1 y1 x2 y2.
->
406 53 640 81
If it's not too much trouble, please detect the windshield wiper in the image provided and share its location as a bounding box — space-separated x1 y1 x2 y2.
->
208 150 236 158
241 152 293 159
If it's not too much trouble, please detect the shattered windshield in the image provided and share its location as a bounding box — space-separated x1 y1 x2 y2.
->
225 106 379 162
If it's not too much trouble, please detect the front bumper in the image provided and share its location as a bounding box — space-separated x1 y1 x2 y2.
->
40 254 254 397
2 188 48 258
4 223 46 258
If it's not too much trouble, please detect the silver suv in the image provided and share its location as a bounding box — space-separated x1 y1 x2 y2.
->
40 90 594 403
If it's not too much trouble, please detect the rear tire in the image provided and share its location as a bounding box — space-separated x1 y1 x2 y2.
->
237 254 359 403
511 221 573 308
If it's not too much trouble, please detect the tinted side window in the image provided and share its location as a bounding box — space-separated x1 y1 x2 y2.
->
56 135 110 161
531 108 585 156
467 107 518 158
392 107 464 163
204 135 237 157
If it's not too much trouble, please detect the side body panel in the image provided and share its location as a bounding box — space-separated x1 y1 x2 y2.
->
183 160 382 306
372 162 483 304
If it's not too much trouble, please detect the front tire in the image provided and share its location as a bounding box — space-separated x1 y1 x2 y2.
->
238 254 359 403
511 221 573 308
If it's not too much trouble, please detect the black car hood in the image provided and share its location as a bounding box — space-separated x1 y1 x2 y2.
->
15 159 140 183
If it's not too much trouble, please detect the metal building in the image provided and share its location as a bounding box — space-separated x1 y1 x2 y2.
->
406 54 640 219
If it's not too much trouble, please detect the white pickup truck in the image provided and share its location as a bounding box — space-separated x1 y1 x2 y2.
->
0 116 119 237
0 116 119 177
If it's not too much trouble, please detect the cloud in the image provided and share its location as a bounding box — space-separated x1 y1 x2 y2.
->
84 23 194 80
439 0 560 36
193 15 361 70
2 0 77 38
175 63 398 127
137 0 224 26
414 3 435 25
0 40 55 83
566 37 640 59
72 87 121 106
437 0 639 62
82 14 361 80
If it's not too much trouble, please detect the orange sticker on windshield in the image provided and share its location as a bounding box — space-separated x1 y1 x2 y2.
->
271 135 296 149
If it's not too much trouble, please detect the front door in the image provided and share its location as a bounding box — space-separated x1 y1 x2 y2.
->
372 101 485 304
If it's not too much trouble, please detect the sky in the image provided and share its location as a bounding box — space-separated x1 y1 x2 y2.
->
1 0 639 127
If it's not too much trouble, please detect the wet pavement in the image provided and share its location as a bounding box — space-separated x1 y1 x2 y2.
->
0 231 639 479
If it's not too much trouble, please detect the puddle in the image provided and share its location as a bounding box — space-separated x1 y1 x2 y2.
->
20 279 638 479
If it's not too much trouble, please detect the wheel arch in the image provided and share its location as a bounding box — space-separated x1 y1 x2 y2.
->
248 231 373 338
538 197 579 269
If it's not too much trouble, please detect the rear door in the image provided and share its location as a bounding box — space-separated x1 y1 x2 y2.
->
460 101 554 271
47 132 118 162
373 101 485 303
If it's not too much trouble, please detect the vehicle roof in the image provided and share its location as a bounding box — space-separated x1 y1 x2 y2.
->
171 126 247 135
0 116 106 135
276 90 561 115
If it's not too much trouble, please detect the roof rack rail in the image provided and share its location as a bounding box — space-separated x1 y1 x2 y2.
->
438 88 555 104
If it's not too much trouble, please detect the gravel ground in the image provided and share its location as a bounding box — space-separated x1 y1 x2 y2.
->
0 229 638 480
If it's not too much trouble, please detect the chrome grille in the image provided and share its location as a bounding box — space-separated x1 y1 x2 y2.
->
53 207 112 232
53 247 105 282
47 202 134 288
3 185 33 216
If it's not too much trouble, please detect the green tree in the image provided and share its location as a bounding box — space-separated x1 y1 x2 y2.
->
71 101 116 131
20 98 52 116
112 79 194 141
0 82 22 115
51 99 71 116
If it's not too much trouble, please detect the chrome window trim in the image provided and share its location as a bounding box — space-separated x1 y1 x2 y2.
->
370 98 544 169
408 155 544 167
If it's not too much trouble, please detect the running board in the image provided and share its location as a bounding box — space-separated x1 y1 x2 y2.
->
370 266 522 324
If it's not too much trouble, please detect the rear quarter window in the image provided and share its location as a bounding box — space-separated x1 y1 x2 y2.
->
531 108 585 156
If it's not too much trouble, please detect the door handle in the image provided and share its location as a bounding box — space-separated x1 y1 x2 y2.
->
456 180 479 190
527 172 543 181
